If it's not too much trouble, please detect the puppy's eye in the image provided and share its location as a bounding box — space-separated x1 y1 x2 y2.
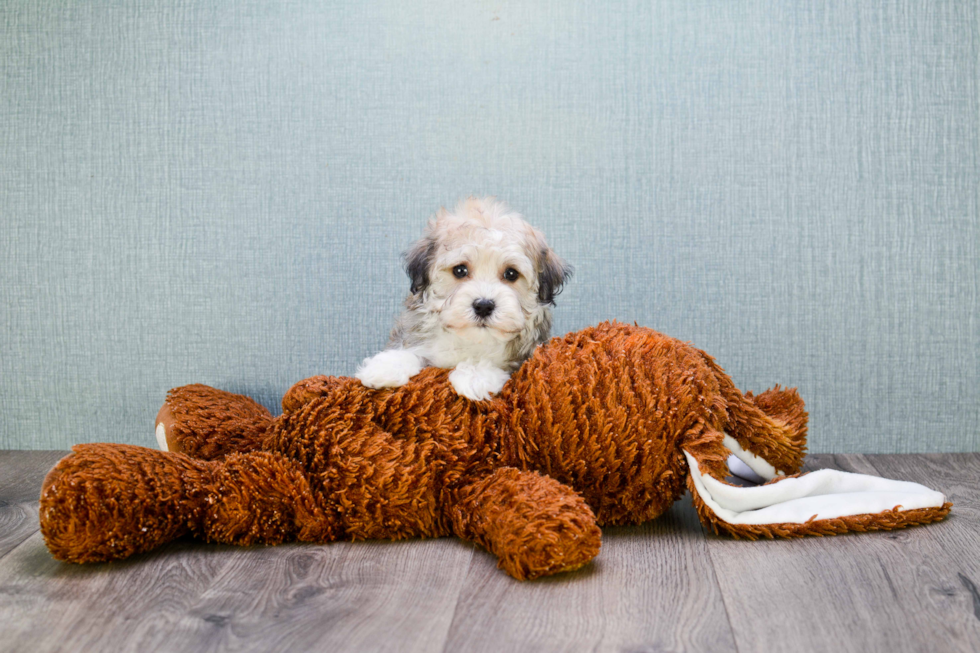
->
503 267 519 282
452 264 468 279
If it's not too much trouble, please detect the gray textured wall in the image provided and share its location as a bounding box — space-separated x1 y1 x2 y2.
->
2 1 978 452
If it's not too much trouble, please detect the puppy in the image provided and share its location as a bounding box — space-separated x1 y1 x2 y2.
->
355 197 571 401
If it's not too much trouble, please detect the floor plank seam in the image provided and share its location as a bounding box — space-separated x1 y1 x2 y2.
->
865 454 980 636
957 573 980 622
0 523 40 564
0 530 44 566
439 548 478 653
687 492 743 653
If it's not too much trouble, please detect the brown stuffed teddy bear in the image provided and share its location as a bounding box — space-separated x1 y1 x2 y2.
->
39 322 951 580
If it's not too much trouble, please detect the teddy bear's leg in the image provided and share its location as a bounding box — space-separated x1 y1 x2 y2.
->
200 450 339 547
40 444 339 563
155 384 274 460
40 443 214 563
449 467 602 580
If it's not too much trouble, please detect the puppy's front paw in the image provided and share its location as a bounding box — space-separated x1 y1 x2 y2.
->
449 362 511 401
355 349 423 389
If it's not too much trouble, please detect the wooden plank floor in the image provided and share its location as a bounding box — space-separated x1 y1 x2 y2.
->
1 451 978 653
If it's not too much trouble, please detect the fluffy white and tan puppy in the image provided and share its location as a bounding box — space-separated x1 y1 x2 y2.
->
355 197 571 401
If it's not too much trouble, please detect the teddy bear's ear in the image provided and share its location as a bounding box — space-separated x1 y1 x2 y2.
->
404 236 437 295
683 448 951 538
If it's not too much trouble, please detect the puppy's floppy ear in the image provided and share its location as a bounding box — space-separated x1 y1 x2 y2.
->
537 248 573 305
404 236 437 295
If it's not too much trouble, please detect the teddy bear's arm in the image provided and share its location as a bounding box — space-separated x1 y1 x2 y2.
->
281 376 350 414
449 468 602 580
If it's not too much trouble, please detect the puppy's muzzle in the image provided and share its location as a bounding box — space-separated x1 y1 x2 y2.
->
472 298 496 319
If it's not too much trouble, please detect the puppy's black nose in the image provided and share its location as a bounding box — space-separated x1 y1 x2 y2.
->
472 298 495 318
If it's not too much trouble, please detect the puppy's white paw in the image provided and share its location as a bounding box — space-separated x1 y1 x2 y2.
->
356 349 423 389
449 361 511 401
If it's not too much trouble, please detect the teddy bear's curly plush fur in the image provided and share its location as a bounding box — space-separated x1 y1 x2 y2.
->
38 323 951 580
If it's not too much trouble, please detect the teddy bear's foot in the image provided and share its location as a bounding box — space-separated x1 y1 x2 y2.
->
156 384 273 460
451 467 601 580
40 444 212 563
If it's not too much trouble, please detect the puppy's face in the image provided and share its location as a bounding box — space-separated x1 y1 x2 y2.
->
405 198 570 346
